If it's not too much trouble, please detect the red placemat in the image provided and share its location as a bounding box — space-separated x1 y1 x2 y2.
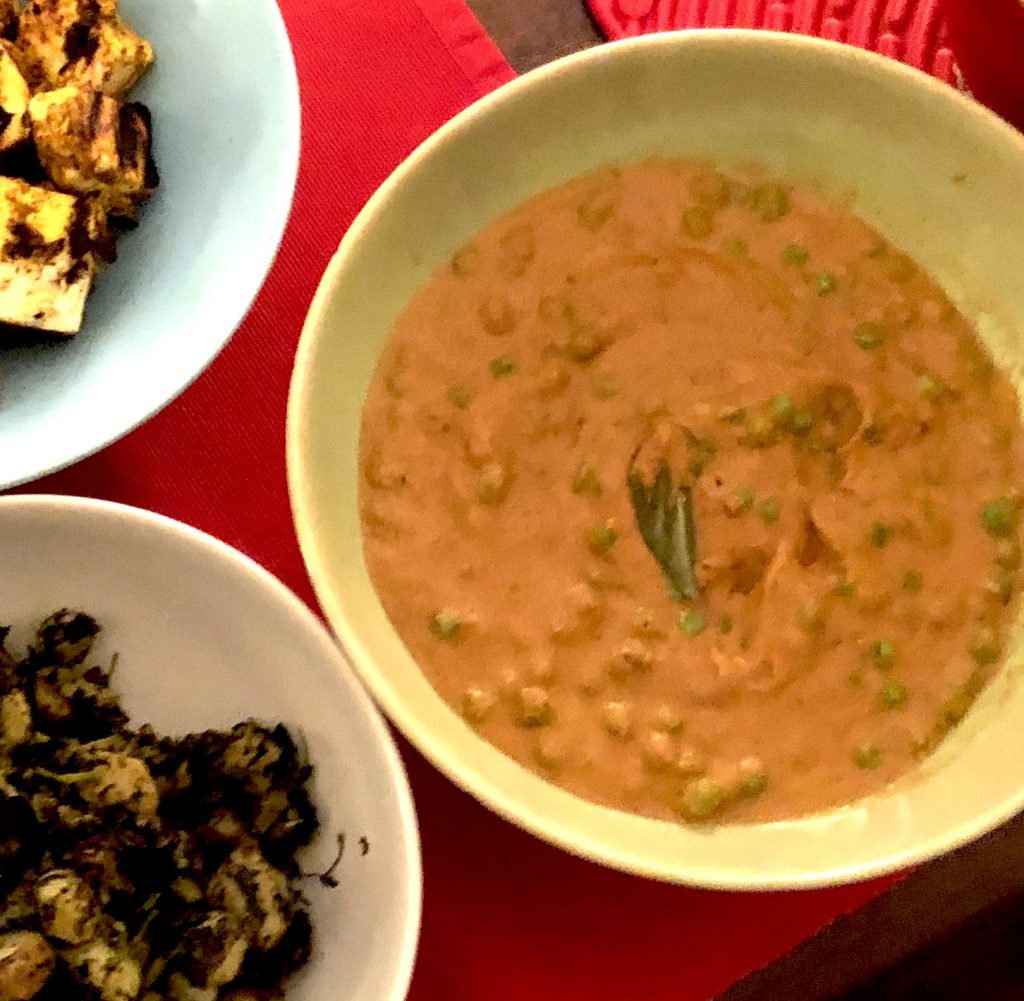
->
588 0 958 82
11 2 896 998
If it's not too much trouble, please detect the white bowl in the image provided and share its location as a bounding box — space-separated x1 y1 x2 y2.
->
0 495 421 1000
288 31 1024 888
0 0 300 489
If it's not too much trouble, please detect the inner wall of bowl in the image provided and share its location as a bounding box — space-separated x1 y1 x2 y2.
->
301 33 1024 884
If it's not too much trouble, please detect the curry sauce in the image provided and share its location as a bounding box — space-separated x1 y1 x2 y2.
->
360 159 1024 824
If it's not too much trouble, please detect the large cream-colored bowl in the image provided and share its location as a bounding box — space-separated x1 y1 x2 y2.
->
288 30 1024 888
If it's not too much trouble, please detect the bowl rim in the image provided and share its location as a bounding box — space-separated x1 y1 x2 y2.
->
1 0 302 491
0 493 424 998
287 29 1024 889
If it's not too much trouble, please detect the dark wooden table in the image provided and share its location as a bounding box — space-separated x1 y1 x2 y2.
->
467 0 601 72
461 4 1024 997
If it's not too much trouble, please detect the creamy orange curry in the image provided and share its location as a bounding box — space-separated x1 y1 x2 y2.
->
359 158 1024 823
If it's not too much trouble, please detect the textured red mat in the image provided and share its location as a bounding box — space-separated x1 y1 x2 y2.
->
587 0 957 81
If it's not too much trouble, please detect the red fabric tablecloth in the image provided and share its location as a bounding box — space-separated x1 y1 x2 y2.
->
16 2 897 997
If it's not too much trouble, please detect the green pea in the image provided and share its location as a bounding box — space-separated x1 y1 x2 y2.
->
680 777 724 819
758 497 781 525
853 322 886 350
719 615 734 635
587 523 618 556
902 570 924 593
682 205 715 240
853 744 883 770
782 243 809 266
750 182 790 222
870 640 897 670
679 610 707 637
735 487 755 511
834 579 857 598
981 498 1017 538
879 680 908 710
870 522 892 548
815 272 837 296
447 386 472 409
430 610 463 640
571 464 603 499
490 355 518 378
771 394 795 424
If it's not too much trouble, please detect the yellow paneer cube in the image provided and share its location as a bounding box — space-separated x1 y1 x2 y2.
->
29 85 155 218
0 41 29 153
14 0 153 99
0 175 96 336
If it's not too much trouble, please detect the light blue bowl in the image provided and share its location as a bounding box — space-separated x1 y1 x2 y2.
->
0 0 300 489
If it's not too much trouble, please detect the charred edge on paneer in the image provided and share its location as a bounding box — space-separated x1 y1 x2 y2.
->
0 0 155 340
28 84 154 219
0 611 322 1001
12 0 153 99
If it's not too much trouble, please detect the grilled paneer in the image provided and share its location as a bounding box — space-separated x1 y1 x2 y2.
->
0 44 29 155
13 0 153 99
0 176 96 336
29 85 154 219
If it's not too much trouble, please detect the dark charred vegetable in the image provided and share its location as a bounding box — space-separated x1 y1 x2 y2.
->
0 610 327 1001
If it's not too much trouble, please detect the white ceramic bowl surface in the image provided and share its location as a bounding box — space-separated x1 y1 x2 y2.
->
0 0 300 489
0 495 421 1000
289 31 1024 888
